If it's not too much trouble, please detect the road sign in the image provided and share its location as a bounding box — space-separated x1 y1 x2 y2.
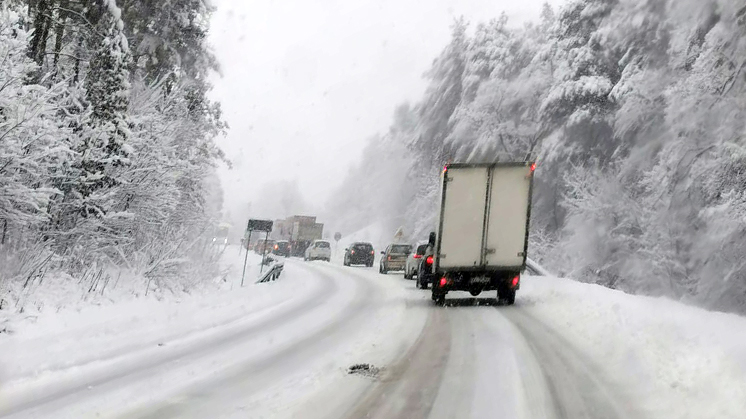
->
394 227 403 242
247 219 273 232
334 232 342 242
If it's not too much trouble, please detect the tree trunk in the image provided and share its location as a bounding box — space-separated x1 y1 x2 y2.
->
73 36 83 84
27 0 53 82
52 0 68 78
1 219 7 245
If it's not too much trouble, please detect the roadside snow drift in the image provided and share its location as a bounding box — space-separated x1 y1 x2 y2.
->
518 276 746 419
0 248 301 393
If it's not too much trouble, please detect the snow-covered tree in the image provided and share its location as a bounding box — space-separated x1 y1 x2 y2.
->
1 0 227 306
330 0 746 314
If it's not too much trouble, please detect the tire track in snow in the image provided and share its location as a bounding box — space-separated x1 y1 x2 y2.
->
0 264 338 418
117 261 385 419
500 306 645 419
344 308 452 419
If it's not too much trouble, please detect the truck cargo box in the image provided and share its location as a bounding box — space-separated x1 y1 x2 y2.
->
435 162 534 272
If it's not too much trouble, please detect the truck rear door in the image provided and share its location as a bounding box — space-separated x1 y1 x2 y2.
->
437 166 489 269
484 165 532 269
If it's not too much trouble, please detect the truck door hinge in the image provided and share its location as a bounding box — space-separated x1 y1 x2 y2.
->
444 177 453 182
518 252 525 257
439 254 446 259
485 248 496 255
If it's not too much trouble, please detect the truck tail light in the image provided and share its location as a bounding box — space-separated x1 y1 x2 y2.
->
413 254 422 259
426 256 433 265
511 275 520 287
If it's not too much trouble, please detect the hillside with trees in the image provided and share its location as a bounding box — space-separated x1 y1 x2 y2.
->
0 0 226 310
328 0 746 313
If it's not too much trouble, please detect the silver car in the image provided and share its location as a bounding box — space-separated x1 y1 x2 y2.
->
380 244 412 274
304 240 331 262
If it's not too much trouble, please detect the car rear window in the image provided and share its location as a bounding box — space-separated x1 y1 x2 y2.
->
415 244 428 255
353 243 372 250
391 245 412 254
316 241 330 248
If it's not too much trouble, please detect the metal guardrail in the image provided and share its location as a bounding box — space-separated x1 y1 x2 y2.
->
256 261 284 283
525 257 553 277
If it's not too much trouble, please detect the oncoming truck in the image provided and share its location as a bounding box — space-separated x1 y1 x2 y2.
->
430 162 535 305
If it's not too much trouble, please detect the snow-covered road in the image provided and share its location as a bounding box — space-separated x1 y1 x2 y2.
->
2 253 745 418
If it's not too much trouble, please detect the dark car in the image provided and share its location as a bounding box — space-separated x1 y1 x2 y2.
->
417 232 437 289
417 252 434 289
343 242 374 267
272 240 291 257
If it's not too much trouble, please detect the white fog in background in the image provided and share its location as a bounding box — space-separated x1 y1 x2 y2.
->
208 0 564 230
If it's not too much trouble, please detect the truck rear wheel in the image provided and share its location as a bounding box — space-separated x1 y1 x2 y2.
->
498 288 516 305
432 289 445 305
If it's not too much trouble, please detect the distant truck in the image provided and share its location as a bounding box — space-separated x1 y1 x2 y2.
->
430 162 535 305
272 215 324 257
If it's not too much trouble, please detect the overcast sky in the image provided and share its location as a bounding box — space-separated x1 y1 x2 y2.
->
208 0 565 222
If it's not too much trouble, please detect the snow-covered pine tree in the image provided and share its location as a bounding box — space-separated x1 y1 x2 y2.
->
76 0 132 215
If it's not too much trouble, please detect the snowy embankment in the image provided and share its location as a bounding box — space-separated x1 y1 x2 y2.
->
519 275 746 419
0 247 302 394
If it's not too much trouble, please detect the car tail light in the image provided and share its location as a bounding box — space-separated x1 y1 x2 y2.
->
274 244 278 250
351 250 355 254
413 254 422 259
426 256 433 265
511 275 520 287
530 162 536 172
370 250 374 255
439 277 447 287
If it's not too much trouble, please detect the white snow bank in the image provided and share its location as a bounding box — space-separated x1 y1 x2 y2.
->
0 247 308 390
519 276 746 419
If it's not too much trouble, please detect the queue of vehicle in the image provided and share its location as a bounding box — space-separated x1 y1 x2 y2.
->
283 161 535 307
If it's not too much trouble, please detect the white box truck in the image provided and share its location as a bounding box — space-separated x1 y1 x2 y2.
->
431 162 535 305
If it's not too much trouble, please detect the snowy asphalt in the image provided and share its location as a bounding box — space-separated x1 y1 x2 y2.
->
1 259 644 419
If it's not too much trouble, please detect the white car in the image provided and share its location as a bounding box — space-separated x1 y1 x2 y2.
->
404 242 428 279
304 240 331 262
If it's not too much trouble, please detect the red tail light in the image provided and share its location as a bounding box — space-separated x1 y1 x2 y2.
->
511 275 520 287
351 250 355 254
530 162 536 172
274 244 278 250
387 256 391 261
426 256 433 265
439 277 447 287
370 250 374 255
413 254 422 259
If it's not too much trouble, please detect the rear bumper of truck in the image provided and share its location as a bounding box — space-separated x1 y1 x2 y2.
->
433 270 521 292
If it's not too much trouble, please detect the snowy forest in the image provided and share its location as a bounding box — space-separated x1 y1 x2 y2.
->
328 0 746 313
0 0 225 309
